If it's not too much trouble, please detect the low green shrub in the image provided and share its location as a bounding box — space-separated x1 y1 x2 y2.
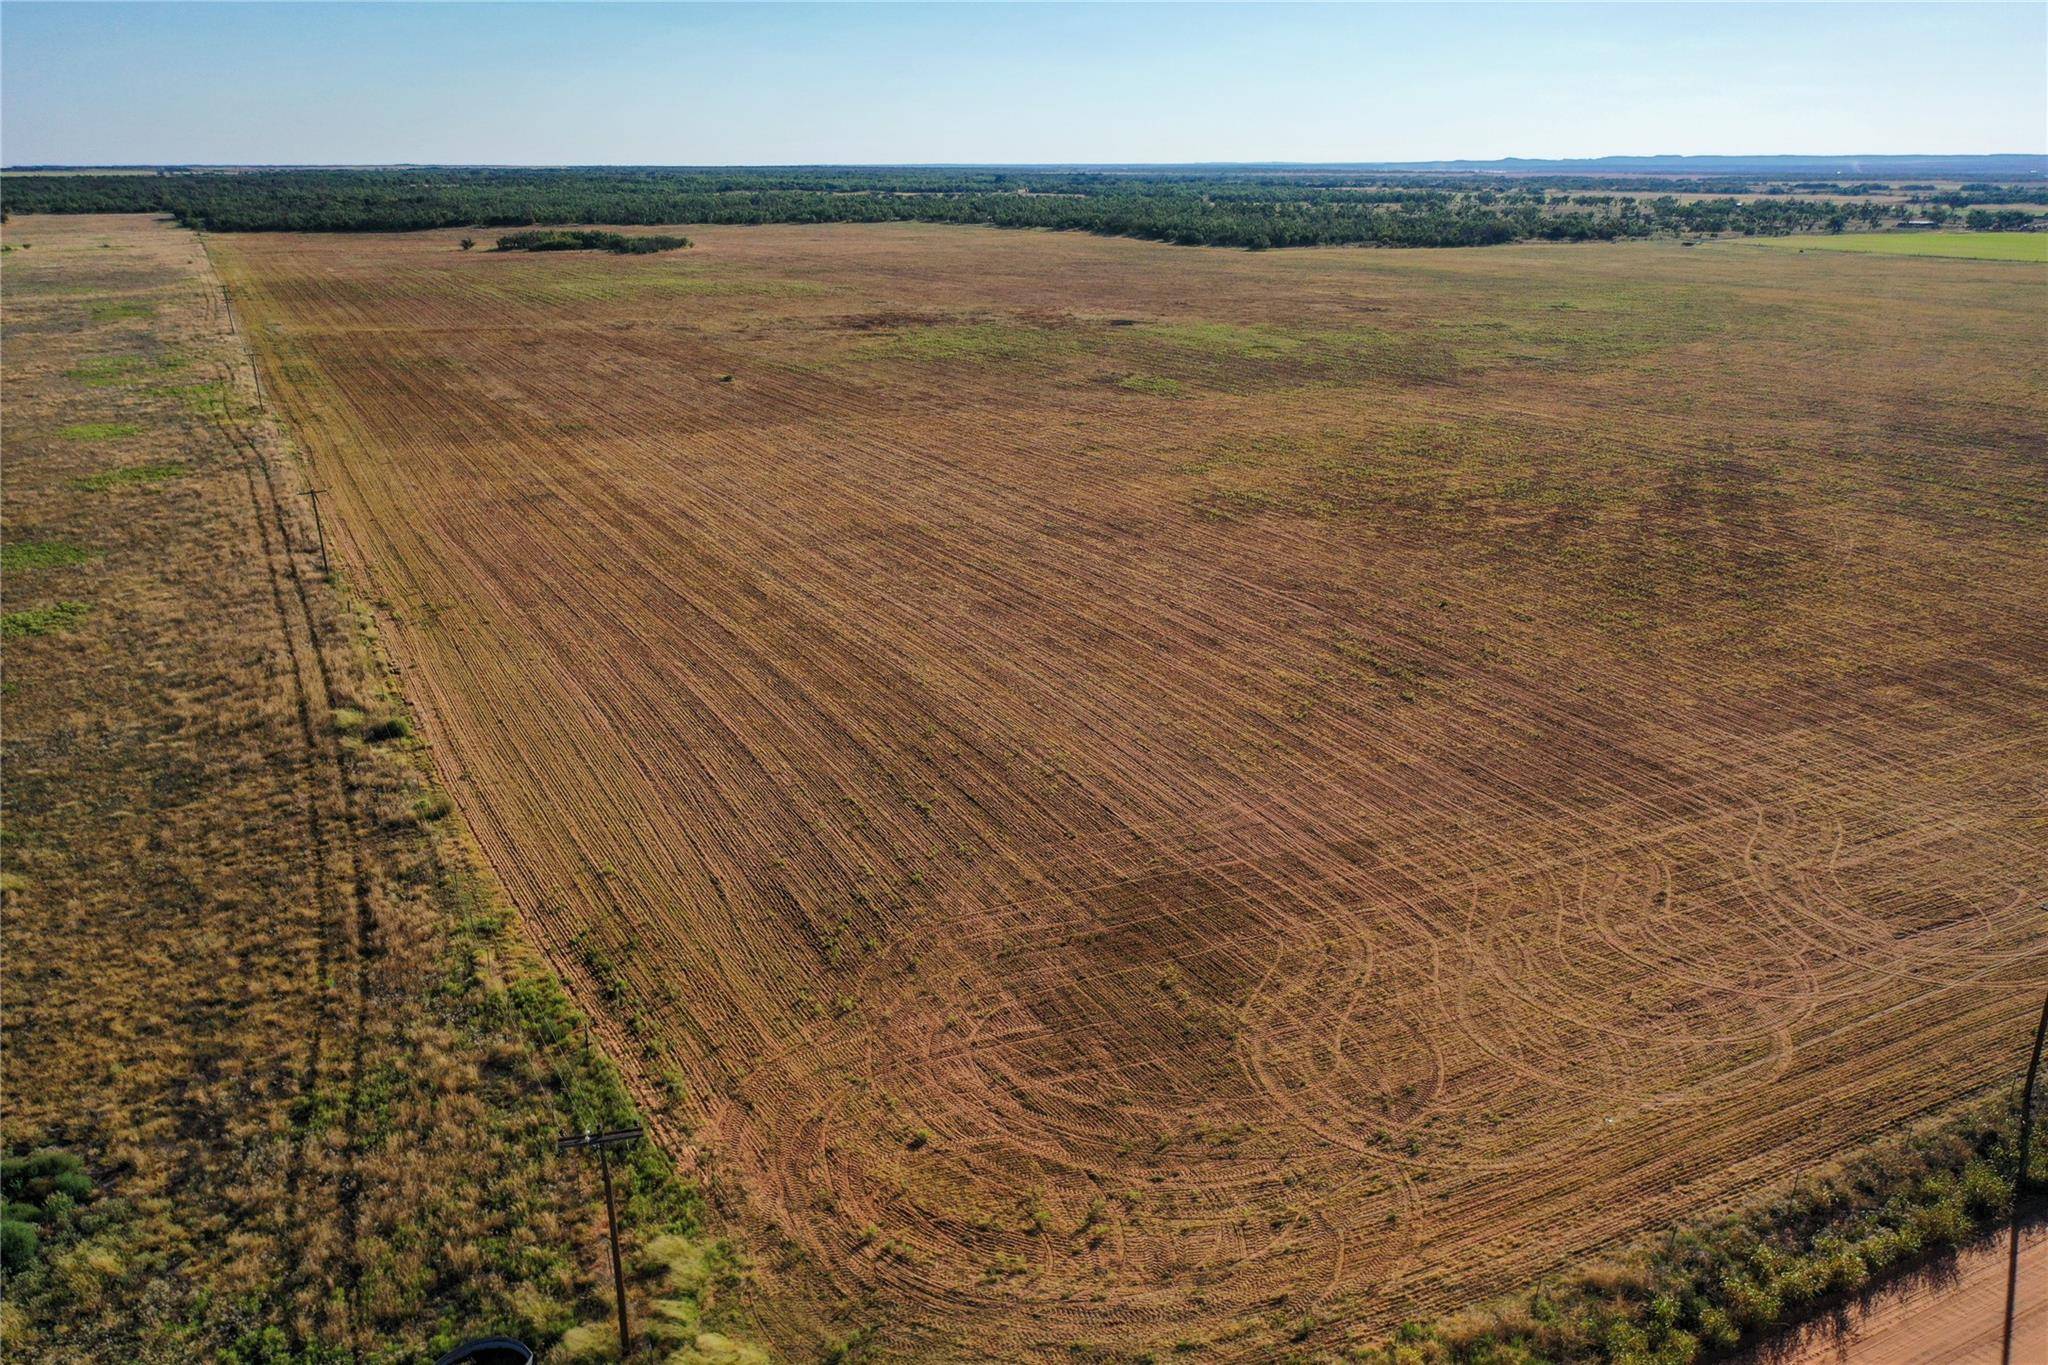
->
1 1219 39 1274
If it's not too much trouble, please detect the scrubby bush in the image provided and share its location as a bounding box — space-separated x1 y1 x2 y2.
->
0 1149 94 1210
2 1218 40 1274
1356 1097 2041 1363
0 1148 101 1277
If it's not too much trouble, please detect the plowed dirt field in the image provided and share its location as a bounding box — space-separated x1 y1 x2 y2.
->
211 223 2048 1359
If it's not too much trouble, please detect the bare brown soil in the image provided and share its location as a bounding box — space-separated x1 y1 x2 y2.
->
208 221 2048 1359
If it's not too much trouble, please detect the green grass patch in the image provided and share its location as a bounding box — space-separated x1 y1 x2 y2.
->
1132 320 1303 359
56 422 141 441
70 462 186 492
85 300 154 322
1 601 91 639
64 357 147 386
1 541 93 573
1117 374 1184 397
65 354 189 387
1746 231 2048 263
147 380 232 414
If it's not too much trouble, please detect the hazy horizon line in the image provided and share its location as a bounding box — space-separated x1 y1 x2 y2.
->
9 153 2046 172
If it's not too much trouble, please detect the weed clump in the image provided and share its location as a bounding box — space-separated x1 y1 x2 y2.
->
412 791 454 823
1 601 90 638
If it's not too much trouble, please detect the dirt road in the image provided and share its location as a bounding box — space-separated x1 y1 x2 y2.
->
1763 1222 2046 1365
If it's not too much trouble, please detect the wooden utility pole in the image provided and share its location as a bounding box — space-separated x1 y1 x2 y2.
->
558 1126 643 1359
302 487 332 577
2003 991 2048 1365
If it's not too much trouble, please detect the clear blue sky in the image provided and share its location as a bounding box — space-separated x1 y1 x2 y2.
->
3 3 2042 166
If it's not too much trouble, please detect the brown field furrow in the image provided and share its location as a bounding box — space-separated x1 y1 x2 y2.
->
208 223 2048 1359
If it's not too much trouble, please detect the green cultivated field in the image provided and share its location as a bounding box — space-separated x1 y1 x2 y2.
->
1747 231 2048 262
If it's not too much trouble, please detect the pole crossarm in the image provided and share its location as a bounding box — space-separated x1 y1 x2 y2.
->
556 1126 644 1153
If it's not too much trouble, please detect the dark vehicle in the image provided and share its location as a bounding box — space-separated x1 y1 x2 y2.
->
434 1339 534 1365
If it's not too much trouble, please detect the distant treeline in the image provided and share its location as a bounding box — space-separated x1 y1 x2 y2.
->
495 229 689 254
1962 209 2041 232
1921 185 2048 207
4 168 2041 249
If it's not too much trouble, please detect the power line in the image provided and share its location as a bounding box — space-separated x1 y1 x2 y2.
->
2003 991 2047 1365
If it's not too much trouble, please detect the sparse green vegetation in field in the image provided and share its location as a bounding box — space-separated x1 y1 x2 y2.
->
466 261 820 309
147 379 233 413
1134 320 1302 358
56 421 141 440
1 541 93 572
70 461 186 491
64 355 147 385
85 299 153 322
64 353 188 388
1 601 90 638
861 318 1074 364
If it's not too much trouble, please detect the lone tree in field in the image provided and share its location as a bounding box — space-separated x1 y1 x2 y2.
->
460 237 476 251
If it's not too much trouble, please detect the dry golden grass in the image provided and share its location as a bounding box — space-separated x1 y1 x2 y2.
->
206 221 2047 1361
2 215 762 1362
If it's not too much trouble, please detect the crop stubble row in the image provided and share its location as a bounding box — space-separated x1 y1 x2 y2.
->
213 224 2047 1357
